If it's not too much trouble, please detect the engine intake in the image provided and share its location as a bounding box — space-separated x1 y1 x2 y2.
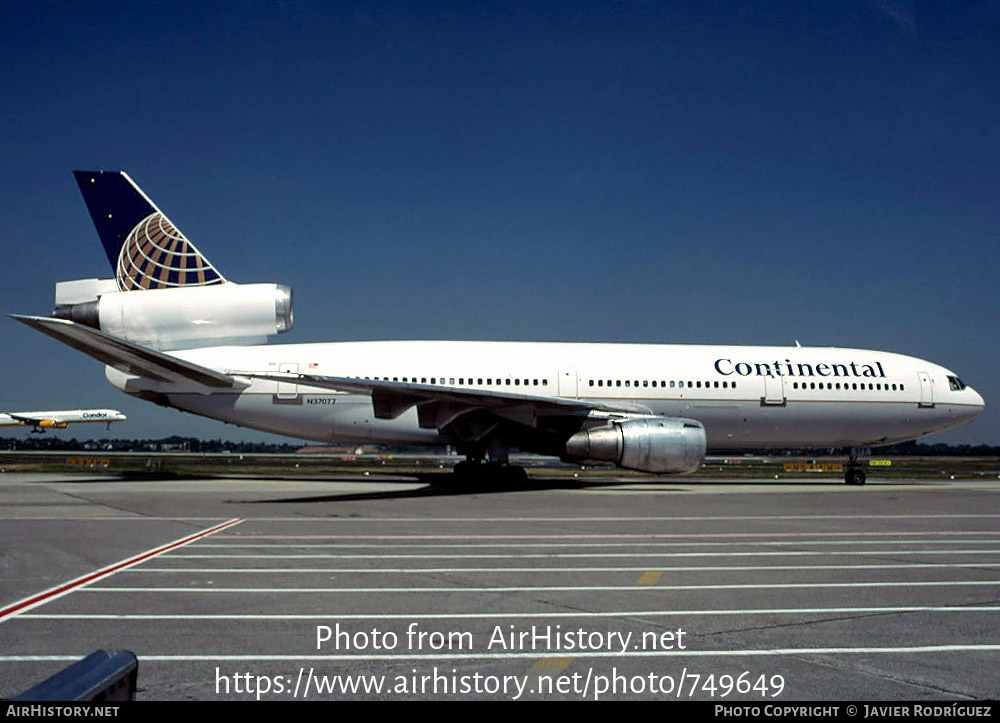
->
565 417 707 474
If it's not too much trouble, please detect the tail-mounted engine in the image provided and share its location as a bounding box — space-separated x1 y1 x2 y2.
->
565 417 707 474
52 280 293 350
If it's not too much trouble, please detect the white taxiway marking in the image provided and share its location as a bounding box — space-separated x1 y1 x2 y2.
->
3 645 1000 662
19 605 1000 620
126 563 1000 573
163 550 1000 560
188 539 1000 548
81 580 1000 593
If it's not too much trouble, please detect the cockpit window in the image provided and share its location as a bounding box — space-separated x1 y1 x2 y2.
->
948 375 966 391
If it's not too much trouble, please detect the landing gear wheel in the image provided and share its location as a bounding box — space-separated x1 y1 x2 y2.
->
499 465 529 486
477 463 529 487
845 468 866 485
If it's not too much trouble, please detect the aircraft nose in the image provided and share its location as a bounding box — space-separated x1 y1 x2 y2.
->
967 387 986 418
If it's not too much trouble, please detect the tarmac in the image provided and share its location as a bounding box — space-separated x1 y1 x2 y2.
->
1 471 998 700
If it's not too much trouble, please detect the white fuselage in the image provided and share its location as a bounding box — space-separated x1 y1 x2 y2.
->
104 341 984 451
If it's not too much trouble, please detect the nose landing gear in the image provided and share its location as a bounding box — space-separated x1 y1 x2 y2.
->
844 447 868 485
845 466 867 485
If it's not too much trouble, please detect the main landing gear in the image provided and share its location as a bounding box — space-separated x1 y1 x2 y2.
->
453 460 529 485
449 438 529 487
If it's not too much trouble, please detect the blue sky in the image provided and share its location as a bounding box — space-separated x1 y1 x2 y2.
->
0 1 996 444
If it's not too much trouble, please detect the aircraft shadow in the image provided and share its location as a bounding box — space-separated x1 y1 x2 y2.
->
239 473 619 503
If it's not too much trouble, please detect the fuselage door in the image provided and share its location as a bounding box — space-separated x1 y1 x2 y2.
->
558 366 578 398
762 375 786 406
277 362 300 401
917 371 934 408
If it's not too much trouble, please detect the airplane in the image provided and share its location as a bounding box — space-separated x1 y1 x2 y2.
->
9 170 986 484
0 409 126 433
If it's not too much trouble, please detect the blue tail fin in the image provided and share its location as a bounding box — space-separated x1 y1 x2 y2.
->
73 170 226 291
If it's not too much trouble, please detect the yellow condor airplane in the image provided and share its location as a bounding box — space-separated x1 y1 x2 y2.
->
0 409 126 434
10 171 985 484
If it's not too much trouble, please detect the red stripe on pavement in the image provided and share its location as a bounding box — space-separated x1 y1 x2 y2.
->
0 517 244 622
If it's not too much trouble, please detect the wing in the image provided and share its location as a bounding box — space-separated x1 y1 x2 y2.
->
4 413 47 425
239 371 653 430
2 412 68 430
10 315 245 390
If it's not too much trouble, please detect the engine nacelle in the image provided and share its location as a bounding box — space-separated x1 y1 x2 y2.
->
565 417 707 474
53 282 293 350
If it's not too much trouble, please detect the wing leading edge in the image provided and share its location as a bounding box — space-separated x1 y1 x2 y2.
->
239 371 654 430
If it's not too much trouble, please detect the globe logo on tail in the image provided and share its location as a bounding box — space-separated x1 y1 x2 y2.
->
116 212 225 291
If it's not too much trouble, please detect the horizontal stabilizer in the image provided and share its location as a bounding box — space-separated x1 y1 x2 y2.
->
10 314 243 390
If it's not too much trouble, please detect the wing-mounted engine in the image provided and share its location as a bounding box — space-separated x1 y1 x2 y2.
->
565 417 707 473
51 280 293 350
